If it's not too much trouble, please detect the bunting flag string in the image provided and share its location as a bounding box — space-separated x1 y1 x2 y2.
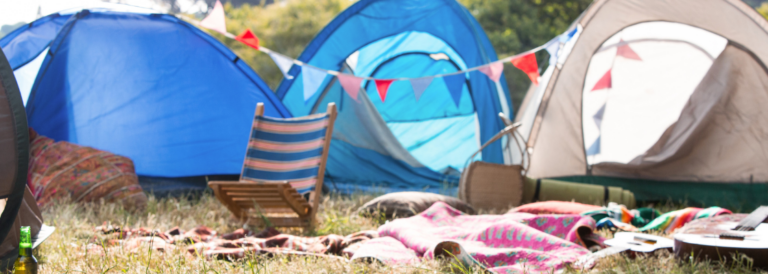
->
302 65 328 102
593 104 606 130
544 39 561 66
616 39 642 61
199 0 227 35
337 74 364 101
591 69 612 91
510 53 540 85
478 62 504 82
544 26 579 67
442 74 466 107
374 79 394 102
268 51 295 80
236 29 260 50
410 77 433 101
188 6 579 100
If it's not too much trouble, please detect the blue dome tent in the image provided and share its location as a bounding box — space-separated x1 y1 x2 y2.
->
2 10 291 194
0 4 163 105
276 0 513 193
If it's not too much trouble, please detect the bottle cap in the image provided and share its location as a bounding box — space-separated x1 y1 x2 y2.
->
20 226 31 249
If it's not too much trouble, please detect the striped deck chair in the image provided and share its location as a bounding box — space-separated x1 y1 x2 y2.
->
208 103 337 229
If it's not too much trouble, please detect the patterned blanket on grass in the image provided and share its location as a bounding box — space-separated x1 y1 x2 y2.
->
88 224 377 260
354 202 604 273
89 202 602 273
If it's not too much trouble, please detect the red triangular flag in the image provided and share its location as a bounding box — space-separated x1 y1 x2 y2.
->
511 53 539 85
236 29 259 50
338 74 363 101
591 69 612 91
375 79 394 102
616 39 641 61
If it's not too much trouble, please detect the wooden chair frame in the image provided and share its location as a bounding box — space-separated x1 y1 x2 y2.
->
209 103 337 229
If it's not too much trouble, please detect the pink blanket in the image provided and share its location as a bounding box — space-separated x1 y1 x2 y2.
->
353 202 603 273
88 202 602 273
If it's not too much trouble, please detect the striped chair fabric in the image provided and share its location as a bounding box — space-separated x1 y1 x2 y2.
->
241 113 330 195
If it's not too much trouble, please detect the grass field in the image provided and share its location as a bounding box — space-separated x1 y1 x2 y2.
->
32 193 766 273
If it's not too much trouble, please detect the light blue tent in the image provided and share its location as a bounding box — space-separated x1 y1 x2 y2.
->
1 10 290 194
276 0 513 193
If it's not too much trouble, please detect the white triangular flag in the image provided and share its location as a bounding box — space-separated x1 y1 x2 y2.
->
200 0 227 35
268 52 294 80
544 38 560 66
302 65 328 102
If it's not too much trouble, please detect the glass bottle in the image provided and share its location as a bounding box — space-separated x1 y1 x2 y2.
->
12 226 37 274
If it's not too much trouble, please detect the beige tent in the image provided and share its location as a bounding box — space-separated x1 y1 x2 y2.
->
0 47 44 269
514 0 768 210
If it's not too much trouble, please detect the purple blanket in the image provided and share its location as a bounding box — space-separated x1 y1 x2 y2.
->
352 202 603 273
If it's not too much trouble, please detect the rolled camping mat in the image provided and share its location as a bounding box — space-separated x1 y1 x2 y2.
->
522 177 636 208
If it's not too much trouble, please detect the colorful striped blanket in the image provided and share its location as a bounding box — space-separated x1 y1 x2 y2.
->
638 207 731 233
582 204 731 233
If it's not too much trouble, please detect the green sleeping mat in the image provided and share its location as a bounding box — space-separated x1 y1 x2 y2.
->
522 177 636 208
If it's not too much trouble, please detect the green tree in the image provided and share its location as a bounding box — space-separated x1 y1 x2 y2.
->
758 2 768 20
203 0 353 89
0 22 26 39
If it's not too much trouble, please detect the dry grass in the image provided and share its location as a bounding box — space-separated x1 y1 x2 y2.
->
31 193 766 273
35 193 484 273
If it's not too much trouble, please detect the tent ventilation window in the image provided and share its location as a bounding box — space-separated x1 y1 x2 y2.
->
429 53 450 61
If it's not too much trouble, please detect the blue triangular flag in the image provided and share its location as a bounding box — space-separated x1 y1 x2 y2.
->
268 52 294 80
544 39 560 65
586 136 601 156
559 27 578 43
409 77 433 101
567 27 578 39
302 65 328 103
593 103 606 130
442 73 466 107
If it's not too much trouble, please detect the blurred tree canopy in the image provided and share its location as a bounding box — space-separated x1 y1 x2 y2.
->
206 0 353 90
208 0 591 113
758 2 768 19
0 22 26 39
